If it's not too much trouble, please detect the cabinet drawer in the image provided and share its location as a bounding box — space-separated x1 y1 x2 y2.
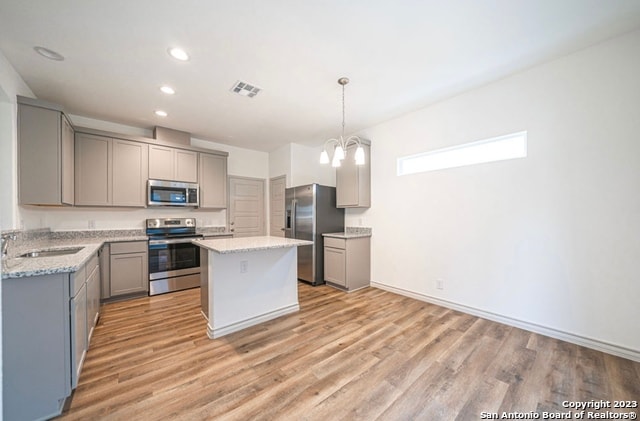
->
324 237 346 249
110 241 147 254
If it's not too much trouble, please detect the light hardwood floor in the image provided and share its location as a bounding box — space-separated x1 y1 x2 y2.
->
57 284 639 420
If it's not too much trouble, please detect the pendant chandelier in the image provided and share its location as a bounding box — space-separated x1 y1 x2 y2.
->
320 77 365 167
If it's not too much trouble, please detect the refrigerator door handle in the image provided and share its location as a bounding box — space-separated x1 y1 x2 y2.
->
291 199 297 238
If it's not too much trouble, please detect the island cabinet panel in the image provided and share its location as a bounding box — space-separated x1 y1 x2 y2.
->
149 145 198 182
109 241 149 296
199 152 228 208
336 142 371 208
18 99 75 206
75 133 148 207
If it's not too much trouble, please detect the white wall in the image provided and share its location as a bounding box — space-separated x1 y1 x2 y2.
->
268 142 335 188
348 29 640 358
0 50 35 231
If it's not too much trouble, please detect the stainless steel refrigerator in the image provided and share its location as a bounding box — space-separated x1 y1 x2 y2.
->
284 184 345 285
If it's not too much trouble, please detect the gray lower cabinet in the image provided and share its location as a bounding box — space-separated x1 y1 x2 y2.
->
323 236 371 292
109 241 149 297
2 251 100 421
18 95 75 206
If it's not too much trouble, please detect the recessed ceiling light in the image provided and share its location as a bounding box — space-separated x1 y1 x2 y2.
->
168 47 189 61
160 86 175 95
155 110 168 117
34 46 64 61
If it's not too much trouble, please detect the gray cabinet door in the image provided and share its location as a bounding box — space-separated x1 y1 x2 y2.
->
61 114 75 205
86 264 101 342
75 133 112 206
336 145 359 207
71 281 87 389
149 145 198 182
175 149 198 182
148 144 174 181
110 252 149 296
336 143 371 208
199 153 227 208
324 246 346 287
112 139 148 206
18 102 74 205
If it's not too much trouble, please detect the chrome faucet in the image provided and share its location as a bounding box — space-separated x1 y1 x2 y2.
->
1 233 17 258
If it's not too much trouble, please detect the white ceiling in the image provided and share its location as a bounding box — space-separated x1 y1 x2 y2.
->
1 1 640 152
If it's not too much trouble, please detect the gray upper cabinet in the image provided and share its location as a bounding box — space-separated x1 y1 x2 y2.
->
149 145 198 182
112 139 148 206
18 96 74 206
336 142 371 208
75 132 148 207
199 152 228 208
75 133 111 206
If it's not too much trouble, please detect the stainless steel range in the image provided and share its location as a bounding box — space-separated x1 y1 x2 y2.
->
146 218 203 295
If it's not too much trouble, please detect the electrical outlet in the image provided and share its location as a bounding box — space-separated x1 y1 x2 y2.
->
240 260 248 273
88 220 96 229
436 278 444 290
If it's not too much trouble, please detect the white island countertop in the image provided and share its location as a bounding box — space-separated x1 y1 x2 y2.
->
193 236 312 254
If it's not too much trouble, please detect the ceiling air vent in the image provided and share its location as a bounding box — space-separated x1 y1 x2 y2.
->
230 80 261 98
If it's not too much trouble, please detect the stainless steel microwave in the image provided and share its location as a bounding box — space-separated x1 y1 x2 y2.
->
147 179 199 207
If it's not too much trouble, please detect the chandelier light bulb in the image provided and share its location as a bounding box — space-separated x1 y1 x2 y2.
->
331 154 342 167
354 146 365 165
320 150 330 164
334 145 345 161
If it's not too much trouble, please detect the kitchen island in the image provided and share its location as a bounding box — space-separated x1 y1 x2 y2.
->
193 236 313 339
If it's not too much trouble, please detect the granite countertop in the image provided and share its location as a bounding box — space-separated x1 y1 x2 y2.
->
194 236 313 254
2 227 232 279
323 227 372 239
2 230 148 280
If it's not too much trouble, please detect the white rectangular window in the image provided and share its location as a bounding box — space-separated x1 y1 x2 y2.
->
397 131 527 176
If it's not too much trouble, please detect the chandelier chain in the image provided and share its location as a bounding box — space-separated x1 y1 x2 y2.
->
342 83 346 139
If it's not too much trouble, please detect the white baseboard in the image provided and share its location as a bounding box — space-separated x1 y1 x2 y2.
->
371 281 640 362
207 303 300 339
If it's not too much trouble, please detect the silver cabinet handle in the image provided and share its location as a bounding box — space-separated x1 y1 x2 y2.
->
230 222 235 225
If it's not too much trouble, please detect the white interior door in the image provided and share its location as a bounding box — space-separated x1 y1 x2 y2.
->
229 176 265 237
269 175 286 237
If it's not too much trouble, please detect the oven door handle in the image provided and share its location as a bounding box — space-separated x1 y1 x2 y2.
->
148 238 201 245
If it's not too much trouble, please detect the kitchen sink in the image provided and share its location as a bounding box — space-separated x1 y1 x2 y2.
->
18 247 84 258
